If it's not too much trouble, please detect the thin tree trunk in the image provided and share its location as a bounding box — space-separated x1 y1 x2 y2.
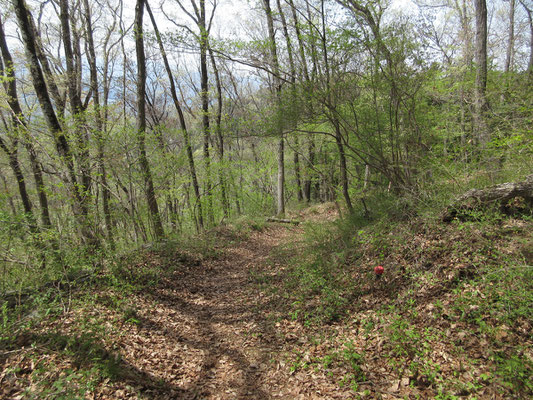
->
520 0 533 80
28 14 66 119
473 0 489 148
276 0 295 83
262 0 285 215
320 0 352 212
288 0 317 201
505 0 515 73
198 0 213 225
0 172 16 216
304 138 316 202
277 0 302 202
13 0 95 245
145 1 204 230
0 15 51 229
293 137 303 202
0 137 37 232
305 0 321 81
82 0 114 248
334 122 353 212
59 0 93 208
134 0 164 238
208 46 230 218
364 164 370 189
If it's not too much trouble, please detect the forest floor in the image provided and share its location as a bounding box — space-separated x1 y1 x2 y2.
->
1 204 532 399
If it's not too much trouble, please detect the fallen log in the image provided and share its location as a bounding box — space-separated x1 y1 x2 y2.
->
266 217 300 225
443 175 533 222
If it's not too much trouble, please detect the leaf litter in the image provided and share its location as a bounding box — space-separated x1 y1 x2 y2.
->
1 208 532 399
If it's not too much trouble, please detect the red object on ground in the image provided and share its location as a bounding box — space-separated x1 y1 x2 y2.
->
374 265 384 275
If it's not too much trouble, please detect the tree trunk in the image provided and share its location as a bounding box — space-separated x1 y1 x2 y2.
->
198 0 213 226
59 0 93 206
293 137 303 202
334 122 353 212
134 0 164 238
145 0 204 230
473 0 489 147
287 0 315 202
276 0 295 83
0 137 36 232
28 14 66 119
276 0 302 202
443 175 533 221
277 136 285 215
305 0 320 81
13 0 96 245
364 164 370 189
321 0 352 212
504 0 515 73
304 138 316 202
0 15 50 229
262 0 285 215
287 0 310 83
208 46 230 218
82 0 114 248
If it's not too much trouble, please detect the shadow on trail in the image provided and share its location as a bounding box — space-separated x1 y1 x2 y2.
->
13 331 194 399
134 233 288 399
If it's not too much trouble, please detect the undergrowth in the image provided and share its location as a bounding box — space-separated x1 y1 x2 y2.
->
0 224 241 399
271 188 532 398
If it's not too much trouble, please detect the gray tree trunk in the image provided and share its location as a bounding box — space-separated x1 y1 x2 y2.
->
134 0 164 238
262 0 285 215
474 0 489 147
504 0 515 73
145 0 204 230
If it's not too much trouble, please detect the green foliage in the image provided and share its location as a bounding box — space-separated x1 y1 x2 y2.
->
282 219 360 323
342 340 366 382
20 333 122 399
493 351 533 394
230 215 267 236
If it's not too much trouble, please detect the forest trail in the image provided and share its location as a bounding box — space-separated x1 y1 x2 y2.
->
3 206 355 400
5 203 529 399
121 224 304 399
82 221 340 400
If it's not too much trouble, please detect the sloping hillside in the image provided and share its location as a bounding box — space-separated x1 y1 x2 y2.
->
1 204 531 399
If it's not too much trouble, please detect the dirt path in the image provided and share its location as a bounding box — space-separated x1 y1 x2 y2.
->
4 206 530 399
2 219 346 400
114 225 308 399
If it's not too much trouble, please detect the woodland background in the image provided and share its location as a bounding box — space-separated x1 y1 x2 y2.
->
0 0 531 313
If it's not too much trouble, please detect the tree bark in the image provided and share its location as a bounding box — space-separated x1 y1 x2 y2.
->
0 15 50 229
287 0 315 201
13 0 97 245
262 0 285 215
520 0 533 81
208 46 230 218
474 0 489 147
266 217 300 225
287 0 309 80
504 0 515 73
320 0 353 212
135 0 164 238
145 0 204 230
276 0 302 202
198 0 213 225
60 0 92 205
0 136 36 230
443 175 533 221
82 0 114 248
28 14 66 119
